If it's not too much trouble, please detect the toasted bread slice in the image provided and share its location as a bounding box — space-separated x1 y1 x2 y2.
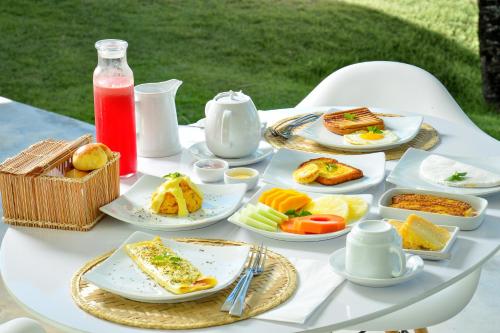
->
323 107 384 135
295 157 363 186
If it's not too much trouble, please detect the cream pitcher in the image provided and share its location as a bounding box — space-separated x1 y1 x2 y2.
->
204 90 261 158
135 79 182 157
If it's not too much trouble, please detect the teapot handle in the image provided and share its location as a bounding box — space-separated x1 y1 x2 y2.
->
221 109 232 146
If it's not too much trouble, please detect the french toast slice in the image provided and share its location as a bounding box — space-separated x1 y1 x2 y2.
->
323 107 385 135
295 157 363 186
390 194 474 217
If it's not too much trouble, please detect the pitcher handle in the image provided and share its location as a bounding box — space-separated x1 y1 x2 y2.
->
390 245 406 277
135 96 140 137
221 109 232 146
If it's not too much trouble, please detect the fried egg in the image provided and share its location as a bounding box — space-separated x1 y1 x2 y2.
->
420 154 500 188
343 129 399 145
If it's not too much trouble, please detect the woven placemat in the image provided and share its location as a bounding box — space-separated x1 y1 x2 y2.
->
264 113 439 160
71 238 297 330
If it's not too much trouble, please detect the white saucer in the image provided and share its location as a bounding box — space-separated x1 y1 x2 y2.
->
329 247 424 287
188 141 274 167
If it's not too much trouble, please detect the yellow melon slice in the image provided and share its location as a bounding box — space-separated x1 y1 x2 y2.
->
277 194 312 213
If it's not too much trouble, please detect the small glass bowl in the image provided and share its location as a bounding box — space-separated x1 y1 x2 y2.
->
193 159 229 182
224 167 260 191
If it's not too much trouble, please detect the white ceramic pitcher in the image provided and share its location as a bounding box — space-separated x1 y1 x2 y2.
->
135 79 182 157
204 91 261 158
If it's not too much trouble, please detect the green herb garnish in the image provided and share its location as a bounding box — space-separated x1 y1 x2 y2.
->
343 113 357 121
325 163 338 172
151 253 183 265
367 126 383 134
284 209 312 218
163 172 182 179
446 171 467 182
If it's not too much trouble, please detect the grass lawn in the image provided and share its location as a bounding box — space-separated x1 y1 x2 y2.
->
1 0 499 139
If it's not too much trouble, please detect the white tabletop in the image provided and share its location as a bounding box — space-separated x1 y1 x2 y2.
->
1 108 500 333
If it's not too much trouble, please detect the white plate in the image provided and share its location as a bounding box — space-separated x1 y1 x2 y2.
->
83 231 250 303
100 175 246 231
382 220 459 261
188 141 274 167
387 148 500 196
329 248 424 287
228 184 373 242
262 148 385 193
378 187 487 231
296 108 423 152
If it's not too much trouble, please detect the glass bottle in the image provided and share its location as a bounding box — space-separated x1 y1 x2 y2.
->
93 39 137 177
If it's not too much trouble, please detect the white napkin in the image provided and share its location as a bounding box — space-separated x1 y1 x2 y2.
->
255 257 345 324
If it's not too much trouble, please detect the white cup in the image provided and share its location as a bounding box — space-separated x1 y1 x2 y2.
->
135 80 182 157
345 220 406 279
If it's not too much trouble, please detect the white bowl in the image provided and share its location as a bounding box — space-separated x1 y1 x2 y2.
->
378 188 488 230
193 159 229 182
224 167 259 191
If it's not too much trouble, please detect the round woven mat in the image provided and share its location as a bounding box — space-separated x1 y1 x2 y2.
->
71 238 297 330
264 113 439 160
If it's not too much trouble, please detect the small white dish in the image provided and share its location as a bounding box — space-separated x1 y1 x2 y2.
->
193 159 229 182
297 110 423 152
387 148 500 196
188 141 274 167
378 188 487 231
227 184 373 242
329 247 424 287
224 167 259 191
100 175 246 231
83 231 251 303
262 148 385 194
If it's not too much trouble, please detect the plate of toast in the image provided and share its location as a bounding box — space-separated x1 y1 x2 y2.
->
296 107 423 152
262 148 385 193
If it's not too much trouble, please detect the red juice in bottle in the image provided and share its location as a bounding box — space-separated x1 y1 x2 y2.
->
93 39 137 177
94 77 137 176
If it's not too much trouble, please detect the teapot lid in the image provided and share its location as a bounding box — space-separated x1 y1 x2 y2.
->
214 90 250 104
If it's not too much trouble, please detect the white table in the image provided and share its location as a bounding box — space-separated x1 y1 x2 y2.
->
1 107 500 333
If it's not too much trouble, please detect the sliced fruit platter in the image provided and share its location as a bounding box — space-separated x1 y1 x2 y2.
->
228 184 373 241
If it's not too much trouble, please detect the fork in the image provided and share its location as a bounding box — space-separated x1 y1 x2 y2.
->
220 246 258 312
270 113 318 137
270 114 320 139
228 244 267 316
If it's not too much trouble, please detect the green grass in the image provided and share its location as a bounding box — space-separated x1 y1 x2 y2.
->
1 0 499 138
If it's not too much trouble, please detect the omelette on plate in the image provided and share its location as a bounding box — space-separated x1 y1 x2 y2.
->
125 237 217 294
150 172 203 216
420 155 500 188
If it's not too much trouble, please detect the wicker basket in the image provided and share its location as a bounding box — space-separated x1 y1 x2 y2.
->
0 134 120 231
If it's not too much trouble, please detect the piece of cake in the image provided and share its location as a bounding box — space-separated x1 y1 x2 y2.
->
401 214 450 251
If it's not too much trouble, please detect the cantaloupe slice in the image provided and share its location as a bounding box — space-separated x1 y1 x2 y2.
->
258 188 282 206
269 190 299 210
277 194 311 213
263 189 292 207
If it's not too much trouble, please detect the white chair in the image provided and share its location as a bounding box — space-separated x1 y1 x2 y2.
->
0 318 46 333
297 61 478 128
297 61 483 332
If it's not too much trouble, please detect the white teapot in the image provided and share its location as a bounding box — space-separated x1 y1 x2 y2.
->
204 91 261 158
